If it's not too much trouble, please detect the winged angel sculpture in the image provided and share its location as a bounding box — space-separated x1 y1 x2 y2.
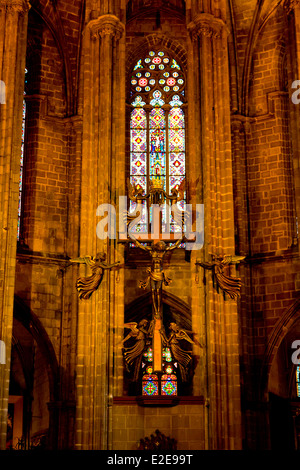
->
121 320 151 381
70 253 120 300
196 255 245 300
161 322 201 382
121 320 201 383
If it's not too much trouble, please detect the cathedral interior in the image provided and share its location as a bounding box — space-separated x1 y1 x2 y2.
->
1 0 300 451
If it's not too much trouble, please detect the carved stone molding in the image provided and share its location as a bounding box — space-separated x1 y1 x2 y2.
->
0 0 30 15
187 13 229 41
85 14 125 41
284 0 300 14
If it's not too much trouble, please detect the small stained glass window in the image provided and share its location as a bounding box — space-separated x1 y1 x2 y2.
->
296 366 300 398
141 345 178 396
142 373 159 396
161 374 177 396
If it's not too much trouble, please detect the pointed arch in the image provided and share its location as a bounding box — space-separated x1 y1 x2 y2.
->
260 297 300 400
126 34 187 79
13 295 59 403
125 291 192 328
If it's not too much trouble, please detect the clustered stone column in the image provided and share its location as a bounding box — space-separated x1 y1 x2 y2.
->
285 0 300 249
75 11 125 450
0 0 30 450
187 11 243 450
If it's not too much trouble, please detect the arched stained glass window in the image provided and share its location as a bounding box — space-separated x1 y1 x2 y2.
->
129 50 186 235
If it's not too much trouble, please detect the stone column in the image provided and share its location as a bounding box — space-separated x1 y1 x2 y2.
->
188 12 243 450
285 0 300 253
0 0 30 450
75 12 125 450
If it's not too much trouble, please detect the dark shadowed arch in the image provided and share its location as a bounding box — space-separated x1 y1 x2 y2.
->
13 295 59 403
125 290 192 330
260 296 300 400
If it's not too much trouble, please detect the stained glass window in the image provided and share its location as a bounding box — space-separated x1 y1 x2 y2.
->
141 345 178 396
296 366 300 398
142 348 159 395
129 50 186 235
18 69 27 240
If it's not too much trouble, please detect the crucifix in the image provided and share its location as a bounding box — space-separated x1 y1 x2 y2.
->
129 234 185 372
123 177 192 376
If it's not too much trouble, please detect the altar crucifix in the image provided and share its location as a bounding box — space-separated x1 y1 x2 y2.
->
129 234 185 372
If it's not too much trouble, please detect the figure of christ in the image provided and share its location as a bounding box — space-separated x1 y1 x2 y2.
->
69 252 120 300
130 235 185 319
130 235 185 372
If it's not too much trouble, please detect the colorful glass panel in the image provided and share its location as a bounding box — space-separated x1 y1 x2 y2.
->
171 59 180 70
150 108 165 129
169 95 183 107
129 50 186 236
131 129 146 152
169 153 185 176
132 95 146 107
17 98 26 240
131 108 146 128
297 366 300 398
162 348 173 362
143 347 153 362
169 129 185 153
131 153 146 176
169 107 185 128
142 374 159 396
130 175 147 194
134 59 142 70
150 151 166 177
161 374 177 396
150 128 166 154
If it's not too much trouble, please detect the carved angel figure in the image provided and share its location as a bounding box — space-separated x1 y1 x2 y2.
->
70 252 120 300
161 322 196 383
122 319 150 381
196 255 245 300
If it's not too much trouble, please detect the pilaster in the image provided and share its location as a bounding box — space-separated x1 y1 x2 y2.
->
75 12 125 450
0 0 30 450
285 0 300 255
188 13 242 450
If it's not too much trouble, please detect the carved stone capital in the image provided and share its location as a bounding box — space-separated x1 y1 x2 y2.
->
284 0 300 14
187 13 229 41
86 14 124 41
0 0 30 15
